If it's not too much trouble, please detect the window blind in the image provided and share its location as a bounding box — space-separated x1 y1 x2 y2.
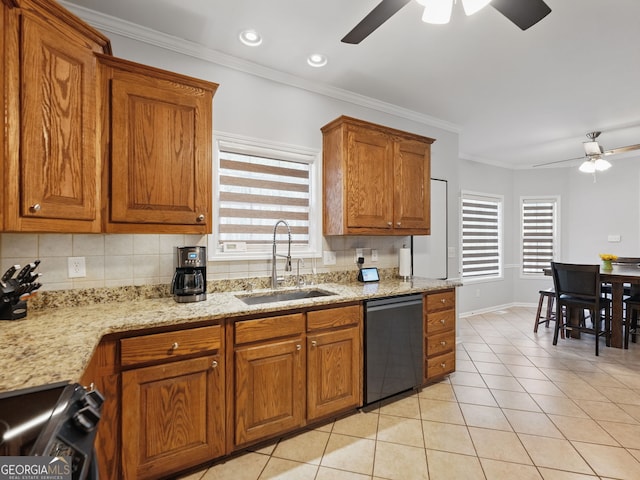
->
217 151 310 247
522 199 556 275
462 195 501 278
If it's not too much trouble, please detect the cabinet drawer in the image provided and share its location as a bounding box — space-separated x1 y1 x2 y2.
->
425 290 455 313
235 313 305 345
426 351 455 379
121 325 221 367
426 331 455 357
426 310 455 334
307 305 360 331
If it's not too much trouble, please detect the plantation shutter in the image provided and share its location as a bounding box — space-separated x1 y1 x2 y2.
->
462 195 501 278
522 199 556 275
217 147 311 248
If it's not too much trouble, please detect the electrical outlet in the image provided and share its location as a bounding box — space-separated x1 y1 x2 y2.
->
475 289 481 298
355 248 364 263
371 249 379 262
68 256 86 278
323 250 336 265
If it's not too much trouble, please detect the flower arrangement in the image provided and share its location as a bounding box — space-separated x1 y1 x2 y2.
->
599 254 618 261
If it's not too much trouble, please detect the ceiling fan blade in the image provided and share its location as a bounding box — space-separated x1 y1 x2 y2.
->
533 156 585 168
491 0 551 31
341 0 412 44
603 143 640 156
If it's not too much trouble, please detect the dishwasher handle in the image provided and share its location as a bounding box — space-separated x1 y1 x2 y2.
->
365 295 423 312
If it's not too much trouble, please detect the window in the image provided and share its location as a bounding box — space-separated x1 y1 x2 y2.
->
209 133 321 260
461 192 502 280
521 197 559 276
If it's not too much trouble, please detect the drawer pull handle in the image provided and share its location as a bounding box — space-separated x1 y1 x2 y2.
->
311 340 317 347
441 298 446 304
211 360 218 368
440 319 446 325
440 341 447 346
171 342 179 351
296 344 301 351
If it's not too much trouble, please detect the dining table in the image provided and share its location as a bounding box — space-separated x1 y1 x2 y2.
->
544 264 640 349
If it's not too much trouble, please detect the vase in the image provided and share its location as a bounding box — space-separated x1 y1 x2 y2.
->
602 260 613 270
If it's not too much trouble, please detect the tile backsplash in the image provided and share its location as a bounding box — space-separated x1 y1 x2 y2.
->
0 233 409 292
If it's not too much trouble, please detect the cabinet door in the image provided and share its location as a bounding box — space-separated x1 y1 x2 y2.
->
108 67 212 231
235 338 305 446
121 355 224 480
307 327 361 421
346 127 393 230
393 138 430 233
12 14 100 231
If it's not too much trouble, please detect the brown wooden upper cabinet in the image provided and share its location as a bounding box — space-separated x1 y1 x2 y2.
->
97 55 218 234
2 0 111 232
322 116 434 236
1 0 218 234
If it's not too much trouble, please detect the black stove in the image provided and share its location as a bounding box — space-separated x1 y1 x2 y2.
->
0 382 103 480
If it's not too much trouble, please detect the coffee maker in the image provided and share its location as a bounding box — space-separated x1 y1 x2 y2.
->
171 246 207 303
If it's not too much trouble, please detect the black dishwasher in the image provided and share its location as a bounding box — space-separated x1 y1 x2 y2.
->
364 294 424 405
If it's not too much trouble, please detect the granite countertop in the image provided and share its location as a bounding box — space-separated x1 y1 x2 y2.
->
0 277 458 393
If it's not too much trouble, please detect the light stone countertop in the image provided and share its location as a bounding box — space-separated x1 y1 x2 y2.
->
0 277 458 394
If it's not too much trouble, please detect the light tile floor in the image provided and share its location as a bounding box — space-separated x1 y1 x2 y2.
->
180 306 640 479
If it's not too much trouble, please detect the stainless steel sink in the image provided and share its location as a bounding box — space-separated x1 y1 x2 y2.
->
236 289 336 305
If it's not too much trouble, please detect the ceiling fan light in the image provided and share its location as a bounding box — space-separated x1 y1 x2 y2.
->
594 157 612 171
579 160 596 173
421 0 453 24
462 0 492 16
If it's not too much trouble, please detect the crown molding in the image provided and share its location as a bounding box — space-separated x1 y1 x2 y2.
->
60 1 461 135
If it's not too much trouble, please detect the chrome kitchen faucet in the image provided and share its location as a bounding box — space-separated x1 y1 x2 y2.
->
271 219 292 288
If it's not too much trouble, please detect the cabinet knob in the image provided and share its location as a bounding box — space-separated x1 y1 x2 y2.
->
296 344 302 351
441 298 446 304
30 203 41 213
440 319 446 325
311 340 317 348
387 221 392 227
440 362 447 368
196 214 205 222
171 342 179 351
440 341 447 346
211 360 218 369
396 222 401 226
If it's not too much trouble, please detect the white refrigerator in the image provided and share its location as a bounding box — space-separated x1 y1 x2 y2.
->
412 178 448 279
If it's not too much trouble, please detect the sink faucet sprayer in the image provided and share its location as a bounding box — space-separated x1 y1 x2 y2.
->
271 219 292 288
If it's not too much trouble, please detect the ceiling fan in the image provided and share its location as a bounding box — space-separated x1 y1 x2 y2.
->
534 132 640 172
341 0 552 44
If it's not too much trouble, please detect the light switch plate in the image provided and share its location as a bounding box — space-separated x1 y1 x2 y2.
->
607 235 621 242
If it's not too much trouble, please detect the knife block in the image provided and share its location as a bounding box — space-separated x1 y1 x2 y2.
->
0 300 27 320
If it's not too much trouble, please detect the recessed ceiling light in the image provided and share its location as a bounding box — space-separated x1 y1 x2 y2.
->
239 29 262 47
307 53 328 68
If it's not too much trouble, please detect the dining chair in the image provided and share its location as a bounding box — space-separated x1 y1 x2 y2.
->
533 288 564 338
624 294 640 349
551 262 611 356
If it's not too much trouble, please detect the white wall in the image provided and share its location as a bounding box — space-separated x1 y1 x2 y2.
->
457 154 640 315
0 22 461 292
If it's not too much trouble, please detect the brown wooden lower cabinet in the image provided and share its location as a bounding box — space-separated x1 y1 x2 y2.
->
234 337 306 446
83 302 366 478
121 354 225 479
424 289 457 383
307 319 361 421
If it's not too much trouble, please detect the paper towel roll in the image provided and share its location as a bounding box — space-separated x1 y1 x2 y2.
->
398 246 411 279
